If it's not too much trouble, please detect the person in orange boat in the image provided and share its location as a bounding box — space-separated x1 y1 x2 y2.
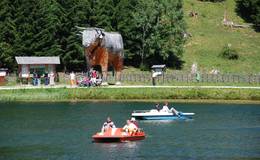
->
123 119 138 135
130 117 138 128
101 117 116 132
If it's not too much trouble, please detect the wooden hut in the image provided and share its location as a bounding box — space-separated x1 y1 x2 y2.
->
15 57 60 82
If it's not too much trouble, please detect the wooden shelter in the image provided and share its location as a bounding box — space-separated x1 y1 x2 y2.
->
15 56 60 79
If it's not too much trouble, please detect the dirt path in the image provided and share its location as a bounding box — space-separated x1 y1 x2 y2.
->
0 85 260 90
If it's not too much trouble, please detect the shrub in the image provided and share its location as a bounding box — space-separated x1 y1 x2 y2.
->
219 44 239 60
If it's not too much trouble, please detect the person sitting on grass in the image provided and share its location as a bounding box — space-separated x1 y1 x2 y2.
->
101 117 116 133
123 119 138 135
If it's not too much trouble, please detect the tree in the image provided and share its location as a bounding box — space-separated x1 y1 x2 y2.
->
132 0 185 68
236 0 260 31
91 0 115 31
0 0 186 71
0 0 16 68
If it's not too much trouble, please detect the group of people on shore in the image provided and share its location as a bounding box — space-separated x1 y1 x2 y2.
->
32 71 55 86
70 69 101 87
101 117 139 135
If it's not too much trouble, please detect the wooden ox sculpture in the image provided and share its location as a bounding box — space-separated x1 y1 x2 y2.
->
82 28 123 85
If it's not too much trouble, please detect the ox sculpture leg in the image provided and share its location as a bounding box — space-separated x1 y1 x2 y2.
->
113 56 123 85
100 50 109 86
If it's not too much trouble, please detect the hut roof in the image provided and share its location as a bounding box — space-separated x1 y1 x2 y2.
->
15 56 60 65
151 65 166 69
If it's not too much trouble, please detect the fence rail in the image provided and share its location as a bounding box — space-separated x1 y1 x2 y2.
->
116 73 260 84
4 72 260 85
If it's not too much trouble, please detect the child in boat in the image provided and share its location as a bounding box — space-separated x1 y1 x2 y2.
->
101 117 116 132
123 120 138 135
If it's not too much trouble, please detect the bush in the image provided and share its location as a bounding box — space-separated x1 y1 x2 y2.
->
219 44 239 60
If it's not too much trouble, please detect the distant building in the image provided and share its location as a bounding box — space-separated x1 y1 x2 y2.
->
15 56 60 78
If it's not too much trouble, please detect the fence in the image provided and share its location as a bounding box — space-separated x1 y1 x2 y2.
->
4 72 260 85
117 72 260 84
62 72 260 84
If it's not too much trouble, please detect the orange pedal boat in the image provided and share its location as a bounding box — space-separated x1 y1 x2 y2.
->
92 128 145 143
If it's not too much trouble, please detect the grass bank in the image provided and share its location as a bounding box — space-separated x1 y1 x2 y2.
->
182 0 260 74
0 88 260 103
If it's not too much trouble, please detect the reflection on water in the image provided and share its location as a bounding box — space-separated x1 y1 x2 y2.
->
92 141 141 160
141 119 194 124
94 141 138 151
0 102 259 160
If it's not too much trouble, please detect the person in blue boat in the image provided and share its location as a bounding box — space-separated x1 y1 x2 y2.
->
160 102 170 112
101 117 116 132
155 103 160 111
170 107 179 116
160 102 180 116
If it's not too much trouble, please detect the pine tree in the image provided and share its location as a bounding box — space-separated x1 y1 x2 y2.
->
0 0 16 68
112 0 138 64
91 0 115 31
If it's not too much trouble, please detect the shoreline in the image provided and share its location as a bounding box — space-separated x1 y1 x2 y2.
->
0 87 260 104
1 85 260 90
1 99 260 104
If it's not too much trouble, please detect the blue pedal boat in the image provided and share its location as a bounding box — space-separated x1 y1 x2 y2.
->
131 109 195 120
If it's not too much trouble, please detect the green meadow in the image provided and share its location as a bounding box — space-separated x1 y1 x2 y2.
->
182 0 260 74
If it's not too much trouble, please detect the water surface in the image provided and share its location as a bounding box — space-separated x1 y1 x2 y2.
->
0 102 259 160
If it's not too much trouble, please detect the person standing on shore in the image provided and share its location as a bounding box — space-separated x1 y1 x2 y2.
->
70 71 76 86
33 70 37 86
49 72 55 86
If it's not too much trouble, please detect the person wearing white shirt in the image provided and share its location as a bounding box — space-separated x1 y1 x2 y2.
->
70 71 76 86
160 102 170 112
123 120 138 135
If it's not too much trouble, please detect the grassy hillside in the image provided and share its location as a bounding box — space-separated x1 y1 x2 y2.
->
182 0 260 74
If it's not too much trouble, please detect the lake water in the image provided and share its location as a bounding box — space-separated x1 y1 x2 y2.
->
0 102 259 160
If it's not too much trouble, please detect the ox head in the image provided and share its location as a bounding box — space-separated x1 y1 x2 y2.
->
82 28 105 70
82 28 105 48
